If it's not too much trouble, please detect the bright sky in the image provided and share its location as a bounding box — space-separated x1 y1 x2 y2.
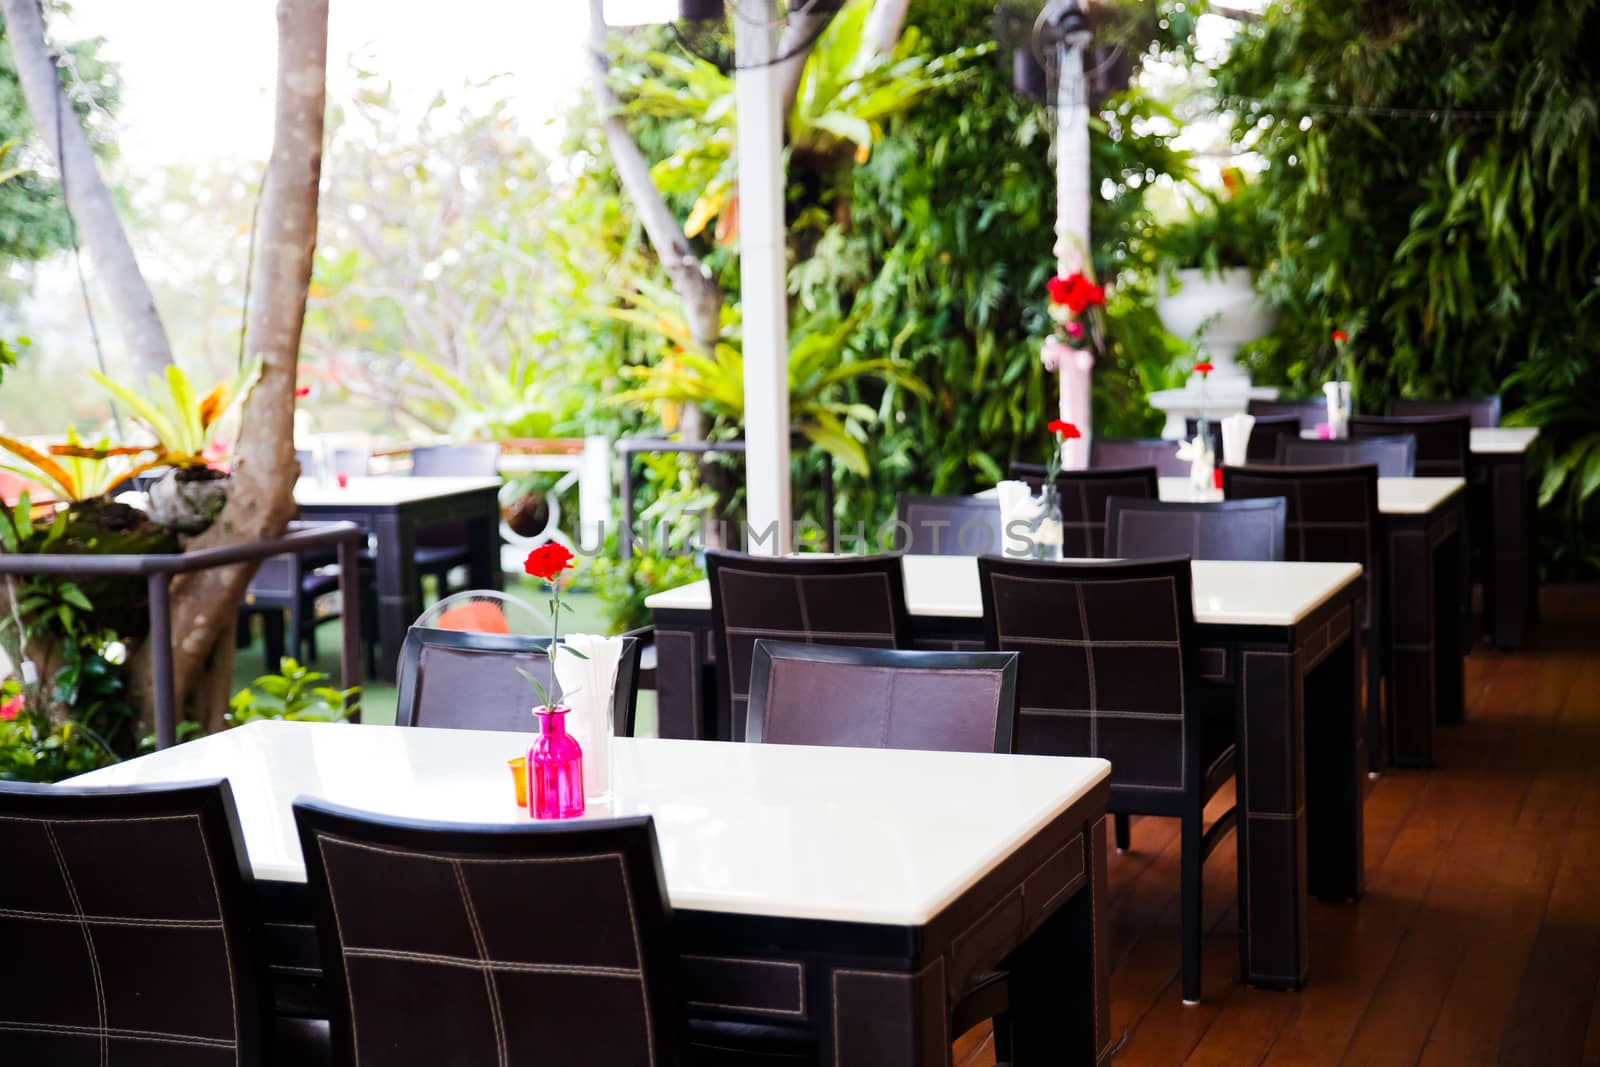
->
58 0 677 167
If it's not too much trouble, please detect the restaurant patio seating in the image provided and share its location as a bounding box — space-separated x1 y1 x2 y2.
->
1247 396 1328 429
1105 496 1288 562
894 492 1005 555
293 800 680 1067
241 549 378 676
745 640 1019 753
1187 414 1303 464
409 442 502 604
1224 463 1387 771
394 623 642 737
1351 413 1472 477
705 550 912 742
1391 395 1502 428
1276 433 1418 476
1090 437 1190 476
0 779 330 1066
1009 463 1160 556
977 554 1238 1004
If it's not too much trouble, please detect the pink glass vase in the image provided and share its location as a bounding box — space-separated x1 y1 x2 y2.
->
528 706 584 819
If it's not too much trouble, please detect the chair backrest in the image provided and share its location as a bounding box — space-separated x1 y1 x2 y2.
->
395 626 643 739
1350 414 1471 477
294 800 679 1067
746 640 1019 754
245 551 304 607
1186 415 1300 463
1105 496 1287 561
1247 397 1328 430
1223 463 1382 628
976 556 1206 802
410 442 501 477
1090 437 1188 477
706 550 911 742
894 493 1004 555
1391 396 1501 429
1010 463 1160 557
1276 433 1417 477
0 780 265 1066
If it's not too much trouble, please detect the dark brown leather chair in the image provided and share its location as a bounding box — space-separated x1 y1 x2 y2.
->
1186 415 1302 464
1224 463 1387 771
1247 397 1328 429
409 442 502 605
1391 396 1501 428
1090 437 1188 476
1105 497 1288 562
0 779 328 1066
1009 463 1160 557
1350 414 1471 477
894 492 1005 555
746 640 1019 753
394 626 643 738
294 800 679 1067
977 555 1237 1004
705 550 911 742
1276 433 1417 477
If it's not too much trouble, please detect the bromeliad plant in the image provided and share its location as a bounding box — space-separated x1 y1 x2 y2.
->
88 360 260 470
0 427 159 505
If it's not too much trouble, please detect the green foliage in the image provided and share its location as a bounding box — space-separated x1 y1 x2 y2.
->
226 658 358 726
1149 177 1273 275
1216 0 1600 576
0 695 118 782
399 349 555 441
87 360 259 468
0 14 122 269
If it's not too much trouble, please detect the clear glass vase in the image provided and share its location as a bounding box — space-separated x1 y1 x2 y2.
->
1030 486 1064 561
528 706 584 819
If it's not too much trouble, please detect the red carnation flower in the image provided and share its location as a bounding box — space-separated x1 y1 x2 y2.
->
524 543 575 581
1194 361 1215 375
295 385 312 399
1047 275 1073 305
1331 329 1349 344
1047 419 1082 440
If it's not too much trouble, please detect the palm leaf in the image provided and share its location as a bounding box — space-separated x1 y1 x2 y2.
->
0 436 75 500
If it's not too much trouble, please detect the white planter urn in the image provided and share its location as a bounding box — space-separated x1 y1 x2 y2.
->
1149 268 1280 438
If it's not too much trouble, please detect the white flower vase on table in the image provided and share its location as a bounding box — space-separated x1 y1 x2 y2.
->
553 634 624 803
1323 380 1352 439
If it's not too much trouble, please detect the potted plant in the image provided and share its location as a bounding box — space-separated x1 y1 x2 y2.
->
89 361 260 534
1152 173 1276 382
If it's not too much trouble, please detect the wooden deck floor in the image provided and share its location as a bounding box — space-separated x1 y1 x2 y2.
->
956 585 1600 1067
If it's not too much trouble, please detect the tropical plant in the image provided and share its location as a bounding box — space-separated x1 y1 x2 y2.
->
1151 173 1274 276
87 360 260 469
615 0 988 240
226 657 358 726
605 277 928 476
398 349 555 441
1215 0 1600 576
0 426 157 503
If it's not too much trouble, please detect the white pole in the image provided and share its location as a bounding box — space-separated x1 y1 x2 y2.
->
1054 32 1094 470
735 0 792 555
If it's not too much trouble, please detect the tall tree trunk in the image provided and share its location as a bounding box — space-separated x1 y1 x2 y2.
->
0 0 173 380
163 0 328 732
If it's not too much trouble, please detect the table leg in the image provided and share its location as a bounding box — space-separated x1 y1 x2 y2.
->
1434 526 1466 725
1487 457 1535 649
372 513 418 684
1235 648 1309 989
1386 526 1438 768
1305 624 1363 901
1007 815 1112 1065
465 500 503 592
828 962 949 1067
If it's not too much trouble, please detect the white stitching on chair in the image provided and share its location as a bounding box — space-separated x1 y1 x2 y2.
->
453 860 508 1067
42 822 108 1067
192 813 242 1064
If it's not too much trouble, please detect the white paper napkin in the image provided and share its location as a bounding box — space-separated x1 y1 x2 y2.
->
553 633 623 800
996 480 1045 556
1221 413 1255 467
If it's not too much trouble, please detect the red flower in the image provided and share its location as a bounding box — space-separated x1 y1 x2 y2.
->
1048 272 1106 314
1194 361 1215 375
1331 329 1349 344
295 385 312 399
1046 275 1073 305
0 694 21 721
524 543 575 581
1047 419 1082 440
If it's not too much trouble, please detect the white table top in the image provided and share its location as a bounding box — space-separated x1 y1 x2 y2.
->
1470 426 1538 454
1157 475 1464 514
646 556 1362 628
69 721 1109 927
294 475 503 507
